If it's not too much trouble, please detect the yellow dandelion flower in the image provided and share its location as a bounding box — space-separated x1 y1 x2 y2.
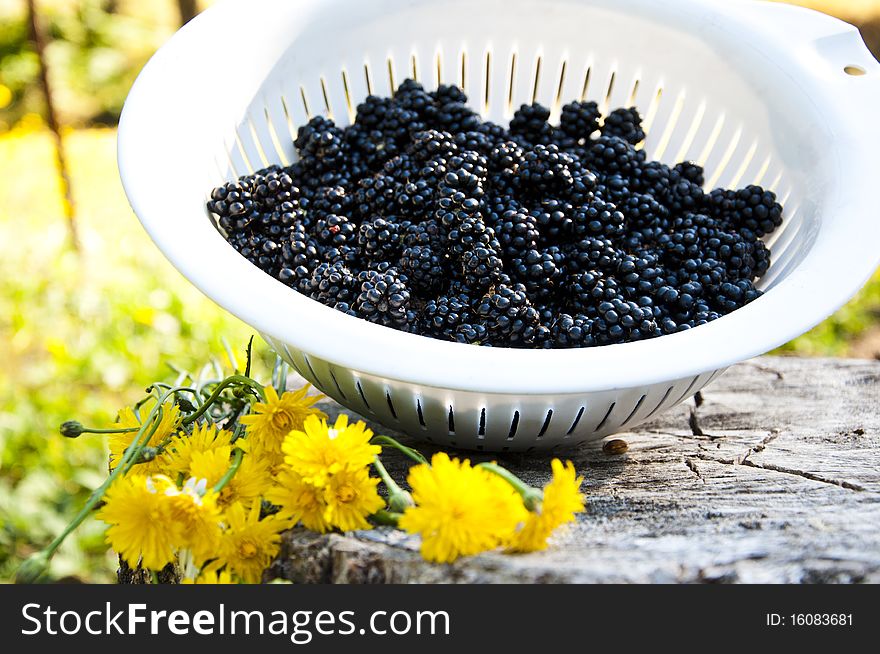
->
240 386 325 467
219 502 290 584
109 403 181 473
266 464 382 533
266 469 331 533
399 452 529 563
165 477 224 565
281 414 380 486
96 474 182 570
161 422 234 476
321 466 384 532
188 446 271 509
182 569 237 584
509 459 585 552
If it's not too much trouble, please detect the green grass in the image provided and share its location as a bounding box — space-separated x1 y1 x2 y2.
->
0 125 878 582
0 126 267 581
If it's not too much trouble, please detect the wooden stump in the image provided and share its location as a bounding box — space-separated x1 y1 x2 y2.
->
267 356 880 584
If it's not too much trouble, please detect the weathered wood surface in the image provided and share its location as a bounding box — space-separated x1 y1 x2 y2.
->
267 356 880 584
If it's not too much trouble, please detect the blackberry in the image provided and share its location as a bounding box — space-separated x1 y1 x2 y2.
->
355 95 392 131
438 169 484 198
491 207 540 258
511 247 565 300
509 103 554 146
551 314 597 348
307 262 358 307
572 197 625 240
354 265 415 330
408 129 458 163
586 135 645 178
447 213 500 259
558 101 601 144
567 269 605 312
595 174 632 205
531 199 574 242
311 185 353 220
633 160 672 199
454 130 496 155
601 107 645 145
430 84 468 105
426 100 481 133
354 175 397 217
281 223 320 270
394 79 433 118
422 292 473 339
294 117 346 172
476 121 510 148
435 191 483 231
391 179 433 218
662 175 705 215
487 140 524 174
321 244 360 269
571 236 621 273
454 322 489 345
474 283 541 346
459 246 504 291
399 244 447 296
401 218 447 251
706 185 783 237
517 145 576 194
316 213 356 246
357 216 401 262
673 161 705 187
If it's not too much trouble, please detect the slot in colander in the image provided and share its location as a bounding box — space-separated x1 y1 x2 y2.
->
118 0 880 451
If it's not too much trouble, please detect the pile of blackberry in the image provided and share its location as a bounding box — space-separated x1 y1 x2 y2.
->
208 79 782 348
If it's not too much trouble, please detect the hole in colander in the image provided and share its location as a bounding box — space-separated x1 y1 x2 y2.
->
507 411 520 440
478 407 486 437
448 406 455 434
594 403 615 431
386 57 396 93
328 369 346 399
416 399 426 428
567 406 586 435
844 65 867 76
537 409 553 438
356 381 370 410
621 394 647 427
386 392 397 419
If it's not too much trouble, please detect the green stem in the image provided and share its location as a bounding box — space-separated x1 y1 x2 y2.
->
182 375 265 425
477 462 543 511
370 435 428 465
79 426 140 435
42 407 162 559
372 456 414 512
212 448 244 494
371 509 403 527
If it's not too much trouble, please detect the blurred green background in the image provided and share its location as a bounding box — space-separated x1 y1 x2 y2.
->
1 0 879 582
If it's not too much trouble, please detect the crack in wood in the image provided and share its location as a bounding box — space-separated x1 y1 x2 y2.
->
743 362 785 380
741 430 780 464
690 452 867 492
684 457 704 482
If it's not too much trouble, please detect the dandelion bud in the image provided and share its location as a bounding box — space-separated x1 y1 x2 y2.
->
60 421 84 438
387 489 415 513
15 551 50 584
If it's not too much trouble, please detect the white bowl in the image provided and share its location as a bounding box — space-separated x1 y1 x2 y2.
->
118 0 880 451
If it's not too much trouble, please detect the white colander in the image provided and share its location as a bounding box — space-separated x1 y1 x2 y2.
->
118 0 880 452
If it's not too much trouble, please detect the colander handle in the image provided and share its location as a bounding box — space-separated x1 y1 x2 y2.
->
740 1 879 78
